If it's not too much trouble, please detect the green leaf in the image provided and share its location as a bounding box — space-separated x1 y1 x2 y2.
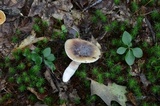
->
117 47 127 54
42 47 51 57
23 48 31 57
128 42 132 47
61 25 67 33
122 31 132 46
125 50 135 65
46 54 55 61
131 47 143 58
44 59 56 71
31 53 42 65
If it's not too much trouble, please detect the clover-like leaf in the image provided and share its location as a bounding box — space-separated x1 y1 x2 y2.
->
122 31 132 46
31 53 42 65
117 47 127 54
42 47 51 57
44 59 56 71
46 54 55 61
23 48 31 57
125 50 135 65
132 47 143 58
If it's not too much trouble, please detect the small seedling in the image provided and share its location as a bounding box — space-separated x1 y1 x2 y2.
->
42 47 56 71
52 24 67 40
117 31 143 65
23 47 56 71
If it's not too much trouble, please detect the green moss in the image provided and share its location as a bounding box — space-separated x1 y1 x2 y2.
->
11 35 19 43
29 65 41 74
0 93 12 104
36 79 45 87
147 72 156 83
120 23 126 31
142 102 150 106
18 84 27 92
92 67 99 75
114 0 120 5
154 23 160 32
128 78 138 89
17 63 26 70
28 94 37 102
8 77 14 82
38 87 45 94
16 76 23 84
74 97 81 104
151 85 160 94
95 10 107 22
116 76 125 83
8 67 16 75
111 39 119 46
115 65 122 73
91 9 107 23
97 74 104 83
106 58 114 68
111 21 118 29
151 10 160 20
105 72 111 78
142 41 148 48
134 86 142 97
156 32 160 39
44 96 53 105
104 25 111 32
78 71 87 79
131 2 139 12
86 95 97 104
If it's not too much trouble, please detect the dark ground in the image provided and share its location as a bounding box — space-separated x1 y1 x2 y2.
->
0 0 160 106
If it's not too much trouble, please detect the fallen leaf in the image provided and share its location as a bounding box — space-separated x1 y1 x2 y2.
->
127 92 137 106
12 31 50 52
44 69 58 93
90 79 127 106
27 87 47 101
28 0 73 20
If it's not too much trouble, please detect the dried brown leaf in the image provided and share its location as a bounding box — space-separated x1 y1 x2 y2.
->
44 69 58 93
90 79 127 106
27 87 47 101
29 0 73 20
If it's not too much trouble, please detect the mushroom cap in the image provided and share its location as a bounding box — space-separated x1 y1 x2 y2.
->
0 10 6 25
65 38 101 63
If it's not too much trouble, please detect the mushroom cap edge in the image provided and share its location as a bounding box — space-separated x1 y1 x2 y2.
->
65 38 101 63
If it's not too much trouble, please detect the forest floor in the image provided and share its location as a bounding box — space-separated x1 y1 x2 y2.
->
0 0 160 106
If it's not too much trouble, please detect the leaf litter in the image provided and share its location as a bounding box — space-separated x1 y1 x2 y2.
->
0 0 160 105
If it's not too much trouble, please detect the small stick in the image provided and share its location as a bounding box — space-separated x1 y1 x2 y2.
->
145 17 156 43
83 0 102 12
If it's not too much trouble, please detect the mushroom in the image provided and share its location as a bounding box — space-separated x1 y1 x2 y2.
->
0 10 6 25
63 38 101 82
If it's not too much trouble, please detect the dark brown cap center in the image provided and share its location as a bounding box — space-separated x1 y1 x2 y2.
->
72 42 93 57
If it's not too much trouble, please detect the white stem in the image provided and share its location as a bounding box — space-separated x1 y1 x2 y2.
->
62 61 81 82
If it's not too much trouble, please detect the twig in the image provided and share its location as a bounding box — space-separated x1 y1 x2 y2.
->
145 17 156 43
83 0 102 12
97 31 107 40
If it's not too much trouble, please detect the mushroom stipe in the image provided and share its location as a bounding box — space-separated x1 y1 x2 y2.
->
62 38 101 82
